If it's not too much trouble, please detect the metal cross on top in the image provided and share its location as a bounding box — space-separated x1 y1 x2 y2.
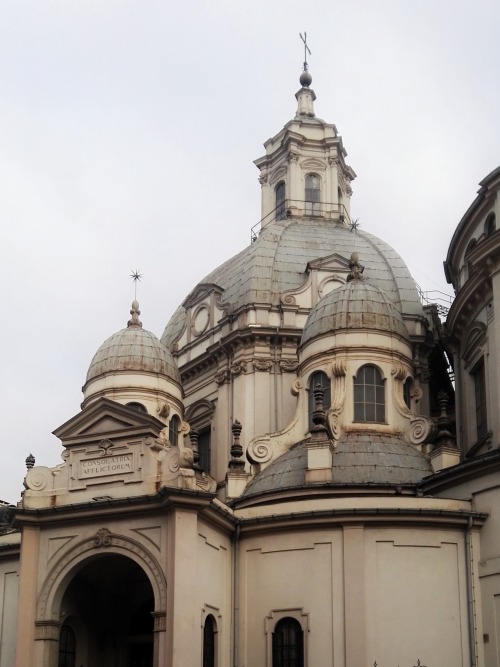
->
299 32 311 71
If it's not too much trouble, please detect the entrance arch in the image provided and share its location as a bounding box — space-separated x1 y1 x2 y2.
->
35 529 167 667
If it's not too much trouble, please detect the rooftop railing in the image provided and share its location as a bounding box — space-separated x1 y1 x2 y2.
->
251 199 352 242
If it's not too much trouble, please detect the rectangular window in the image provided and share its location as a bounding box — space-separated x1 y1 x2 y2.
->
198 428 211 473
473 360 487 440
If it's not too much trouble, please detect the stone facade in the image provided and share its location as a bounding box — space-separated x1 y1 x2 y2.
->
1 67 500 667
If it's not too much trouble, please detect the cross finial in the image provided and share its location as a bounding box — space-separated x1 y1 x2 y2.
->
299 32 311 71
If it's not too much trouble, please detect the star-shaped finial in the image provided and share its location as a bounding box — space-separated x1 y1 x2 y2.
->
349 219 360 233
130 269 143 299
130 269 143 283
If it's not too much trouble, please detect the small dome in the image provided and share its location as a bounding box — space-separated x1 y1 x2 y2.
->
86 301 181 385
86 327 180 384
242 432 432 499
301 279 408 345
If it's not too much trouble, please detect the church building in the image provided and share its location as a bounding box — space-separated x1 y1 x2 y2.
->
1 60 500 667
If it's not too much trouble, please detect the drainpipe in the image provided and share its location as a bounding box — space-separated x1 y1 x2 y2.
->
232 522 241 667
466 516 477 667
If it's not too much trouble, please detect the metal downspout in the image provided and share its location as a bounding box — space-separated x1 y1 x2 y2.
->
466 516 477 667
232 522 241 667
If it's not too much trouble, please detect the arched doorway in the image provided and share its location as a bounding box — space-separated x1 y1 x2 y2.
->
58 554 154 667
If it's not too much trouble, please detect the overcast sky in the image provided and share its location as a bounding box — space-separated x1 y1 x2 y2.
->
2 0 499 504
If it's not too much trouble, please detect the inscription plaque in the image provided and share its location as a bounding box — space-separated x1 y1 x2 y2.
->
79 454 133 479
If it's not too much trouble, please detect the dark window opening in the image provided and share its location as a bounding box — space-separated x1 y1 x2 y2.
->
403 377 412 409
354 365 385 423
203 614 216 667
198 428 211 473
272 617 304 667
485 212 496 236
473 359 487 440
169 414 181 446
308 371 331 431
126 402 147 414
58 625 76 667
276 182 286 220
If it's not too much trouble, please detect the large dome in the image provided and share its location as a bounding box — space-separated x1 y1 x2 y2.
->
162 218 423 348
301 277 409 345
240 432 432 500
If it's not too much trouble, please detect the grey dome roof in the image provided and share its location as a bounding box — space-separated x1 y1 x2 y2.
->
301 279 408 345
241 432 432 499
87 325 181 384
162 219 423 349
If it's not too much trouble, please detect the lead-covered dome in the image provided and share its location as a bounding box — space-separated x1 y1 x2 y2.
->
162 219 423 349
86 301 180 384
83 301 182 413
301 276 409 345
240 432 432 501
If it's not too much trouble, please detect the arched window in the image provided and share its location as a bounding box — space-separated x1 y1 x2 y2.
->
126 401 147 414
203 614 216 667
169 414 180 446
272 617 304 667
354 365 385 423
308 371 331 430
58 625 76 667
305 174 321 215
276 182 286 220
485 212 496 236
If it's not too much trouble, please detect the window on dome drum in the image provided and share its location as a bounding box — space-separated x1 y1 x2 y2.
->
305 174 321 215
276 182 286 220
58 625 76 667
403 377 412 409
308 371 331 430
203 614 216 667
473 359 487 440
169 414 180 446
485 212 496 236
354 365 385 423
126 401 147 414
272 617 304 667
198 428 211 473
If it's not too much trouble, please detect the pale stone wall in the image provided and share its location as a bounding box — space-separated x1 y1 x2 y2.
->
0 537 20 667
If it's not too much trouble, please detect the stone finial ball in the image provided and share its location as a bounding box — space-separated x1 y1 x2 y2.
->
299 70 312 87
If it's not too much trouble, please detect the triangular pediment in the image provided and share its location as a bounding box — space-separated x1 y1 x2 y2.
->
53 397 165 447
306 252 351 272
182 283 224 309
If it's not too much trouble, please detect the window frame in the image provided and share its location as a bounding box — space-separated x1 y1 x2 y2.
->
169 414 181 446
265 608 309 667
353 364 386 424
58 624 76 667
304 173 321 215
275 181 286 220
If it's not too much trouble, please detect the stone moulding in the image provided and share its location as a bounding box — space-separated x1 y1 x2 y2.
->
36 529 167 632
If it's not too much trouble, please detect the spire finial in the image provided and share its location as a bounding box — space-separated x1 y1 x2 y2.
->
127 300 142 328
299 32 311 72
299 32 313 88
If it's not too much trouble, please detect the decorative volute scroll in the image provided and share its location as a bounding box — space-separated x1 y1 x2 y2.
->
392 363 413 417
246 437 273 465
326 359 347 441
230 360 247 377
408 416 436 445
215 368 231 385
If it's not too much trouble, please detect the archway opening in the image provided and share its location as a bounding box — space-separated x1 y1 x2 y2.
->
58 553 154 667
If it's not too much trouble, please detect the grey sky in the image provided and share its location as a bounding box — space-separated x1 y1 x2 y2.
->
2 1 499 503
